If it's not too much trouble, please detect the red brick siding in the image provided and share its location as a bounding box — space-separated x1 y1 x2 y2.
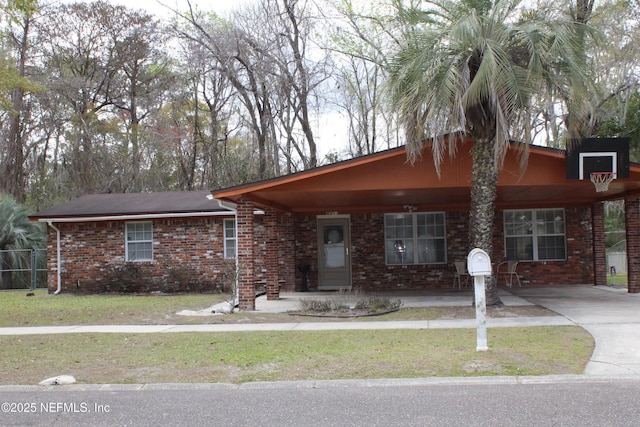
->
592 202 607 286
626 196 640 293
263 208 279 300
278 212 296 291
46 205 598 295
294 215 319 290
292 207 594 291
46 217 232 293
237 200 256 310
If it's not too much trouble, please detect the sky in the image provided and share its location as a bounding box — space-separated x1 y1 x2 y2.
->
106 0 252 19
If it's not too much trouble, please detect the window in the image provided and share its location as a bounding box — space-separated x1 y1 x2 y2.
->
385 213 446 265
504 209 566 261
224 219 236 259
126 222 153 261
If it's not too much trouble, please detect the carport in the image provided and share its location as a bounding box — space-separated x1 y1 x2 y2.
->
212 139 640 310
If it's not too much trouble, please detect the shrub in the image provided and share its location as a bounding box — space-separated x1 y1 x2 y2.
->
100 262 224 294
299 299 333 312
300 292 402 314
103 263 147 293
355 295 402 312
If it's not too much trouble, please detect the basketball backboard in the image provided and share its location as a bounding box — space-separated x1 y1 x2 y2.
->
566 137 630 180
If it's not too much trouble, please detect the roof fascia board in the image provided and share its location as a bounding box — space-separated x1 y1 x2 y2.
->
34 211 234 223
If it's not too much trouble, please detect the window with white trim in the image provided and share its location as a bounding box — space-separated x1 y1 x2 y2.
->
126 222 153 261
504 209 566 261
384 212 446 265
224 219 236 259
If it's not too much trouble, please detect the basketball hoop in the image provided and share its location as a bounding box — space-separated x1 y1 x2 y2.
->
590 172 616 192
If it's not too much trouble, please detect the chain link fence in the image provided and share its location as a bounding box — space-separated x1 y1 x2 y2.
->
0 249 48 290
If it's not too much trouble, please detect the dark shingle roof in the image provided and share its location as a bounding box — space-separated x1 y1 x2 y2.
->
30 191 229 219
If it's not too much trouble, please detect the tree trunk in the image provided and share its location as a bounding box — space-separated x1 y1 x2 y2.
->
469 138 502 306
2 15 31 202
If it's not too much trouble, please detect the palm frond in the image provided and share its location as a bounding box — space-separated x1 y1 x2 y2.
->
387 0 594 170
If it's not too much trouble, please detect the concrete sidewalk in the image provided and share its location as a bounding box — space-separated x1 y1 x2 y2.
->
0 316 574 336
253 288 533 313
0 288 572 336
2 285 639 378
509 285 640 376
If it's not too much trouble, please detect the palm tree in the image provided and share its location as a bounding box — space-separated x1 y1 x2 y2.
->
387 0 593 304
0 195 45 289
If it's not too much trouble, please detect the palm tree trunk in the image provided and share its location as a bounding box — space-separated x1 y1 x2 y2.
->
469 138 502 306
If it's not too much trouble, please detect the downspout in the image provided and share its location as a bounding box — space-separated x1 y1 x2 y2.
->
46 221 62 295
210 196 240 310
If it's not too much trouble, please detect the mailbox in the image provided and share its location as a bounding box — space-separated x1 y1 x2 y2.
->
467 248 491 276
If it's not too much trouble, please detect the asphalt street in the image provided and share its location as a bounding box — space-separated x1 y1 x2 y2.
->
2 377 640 426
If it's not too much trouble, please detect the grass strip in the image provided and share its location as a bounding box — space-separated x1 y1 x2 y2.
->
0 327 593 385
0 290 225 326
0 290 558 326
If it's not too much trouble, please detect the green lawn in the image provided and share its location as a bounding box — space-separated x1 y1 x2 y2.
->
0 289 594 385
0 289 226 326
0 327 593 385
0 289 557 326
607 273 628 286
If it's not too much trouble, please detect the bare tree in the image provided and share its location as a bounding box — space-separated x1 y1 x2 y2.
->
176 4 280 179
169 34 253 190
258 0 330 171
323 0 403 156
108 11 174 192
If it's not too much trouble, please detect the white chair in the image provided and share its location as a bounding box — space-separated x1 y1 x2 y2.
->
453 261 470 289
497 260 522 287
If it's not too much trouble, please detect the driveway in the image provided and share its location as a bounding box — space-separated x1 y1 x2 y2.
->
509 285 640 376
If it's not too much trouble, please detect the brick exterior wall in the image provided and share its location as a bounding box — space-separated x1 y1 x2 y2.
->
46 216 234 294
291 207 595 291
279 212 295 291
237 200 256 310
626 195 640 293
45 204 599 298
592 202 607 286
263 208 279 300
294 215 319 290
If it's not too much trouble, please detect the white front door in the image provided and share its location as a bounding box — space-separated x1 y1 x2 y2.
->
317 217 351 290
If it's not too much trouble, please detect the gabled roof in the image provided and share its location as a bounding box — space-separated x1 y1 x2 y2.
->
30 191 231 222
212 140 640 213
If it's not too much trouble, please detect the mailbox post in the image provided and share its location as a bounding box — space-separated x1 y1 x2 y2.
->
467 248 491 351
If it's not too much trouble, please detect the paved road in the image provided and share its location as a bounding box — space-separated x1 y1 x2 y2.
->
2 377 640 426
